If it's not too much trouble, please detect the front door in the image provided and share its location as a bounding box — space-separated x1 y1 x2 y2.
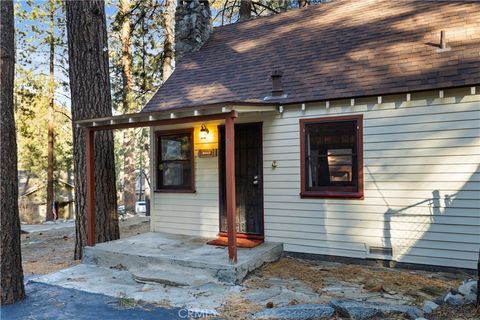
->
219 122 263 238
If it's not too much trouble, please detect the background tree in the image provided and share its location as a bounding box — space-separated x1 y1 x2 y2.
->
0 0 25 305
239 0 252 21
162 0 175 81
14 68 73 195
110 0 165 206
115 0 137 212
298 0 309 7
16 0 68 221
213 0 322 24
66 0 119 259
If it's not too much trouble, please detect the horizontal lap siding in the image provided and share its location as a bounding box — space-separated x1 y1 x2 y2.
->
256 92 480 269
150 124 220 238
148 90 480 269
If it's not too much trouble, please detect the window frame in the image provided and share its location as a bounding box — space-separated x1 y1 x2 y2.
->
155 128 195 193
300 115 364 199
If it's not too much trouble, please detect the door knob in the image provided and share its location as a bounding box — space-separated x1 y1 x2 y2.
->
253 175 260 185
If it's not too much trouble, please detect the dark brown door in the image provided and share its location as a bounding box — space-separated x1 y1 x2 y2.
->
219 123 263 238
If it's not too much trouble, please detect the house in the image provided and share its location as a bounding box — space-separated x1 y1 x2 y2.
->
18 171 75 223
78 0 480 271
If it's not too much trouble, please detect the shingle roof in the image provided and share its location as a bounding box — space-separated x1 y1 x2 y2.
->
142 0 480 113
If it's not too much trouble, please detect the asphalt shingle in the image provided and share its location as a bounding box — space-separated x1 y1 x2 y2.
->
142 0 480 113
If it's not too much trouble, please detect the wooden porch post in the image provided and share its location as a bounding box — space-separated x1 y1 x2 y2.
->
86 129 96 246
225 113 237 263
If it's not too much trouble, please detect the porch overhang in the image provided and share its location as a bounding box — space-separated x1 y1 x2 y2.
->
77 103 277 264
75 102 278 131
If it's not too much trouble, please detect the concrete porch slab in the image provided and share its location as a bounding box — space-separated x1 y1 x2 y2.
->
83 232 283 285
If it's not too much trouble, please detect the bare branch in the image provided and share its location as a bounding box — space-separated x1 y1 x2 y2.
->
251 1 279 13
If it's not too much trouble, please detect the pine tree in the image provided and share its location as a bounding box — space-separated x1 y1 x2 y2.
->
16 0 68 221
65 0 119 259
110 0 165 206
0 0 25 305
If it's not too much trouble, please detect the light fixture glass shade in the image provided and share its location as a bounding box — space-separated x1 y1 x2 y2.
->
199 124 209 140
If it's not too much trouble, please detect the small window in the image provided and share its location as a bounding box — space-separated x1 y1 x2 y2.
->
300 115 363 198
155 129 195 192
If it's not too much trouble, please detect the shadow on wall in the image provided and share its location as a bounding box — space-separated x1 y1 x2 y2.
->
380 164 480 269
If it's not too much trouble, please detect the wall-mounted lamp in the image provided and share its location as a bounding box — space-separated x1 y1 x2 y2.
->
199 124 209 140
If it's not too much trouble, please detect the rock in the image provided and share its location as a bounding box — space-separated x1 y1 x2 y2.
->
329 299 423 320
415 318 428 320
458 280 477 297
432 294 445 306
253 304 335 320
422 301 439 313
443 290 465 305
266 301 274 309
288 299 299 306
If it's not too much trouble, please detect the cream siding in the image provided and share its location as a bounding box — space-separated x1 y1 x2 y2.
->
150 87 480 270
150 123 221 238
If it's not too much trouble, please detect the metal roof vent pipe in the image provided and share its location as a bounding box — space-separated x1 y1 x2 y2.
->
440 30 446 49
437 30 450 52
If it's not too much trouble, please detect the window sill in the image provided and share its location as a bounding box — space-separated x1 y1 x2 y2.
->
300 191 364 199
154 189 196 194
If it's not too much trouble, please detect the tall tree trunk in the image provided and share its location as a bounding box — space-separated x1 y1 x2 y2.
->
46 0 56 222
0 0 25 305
298 0 309 8
239 0 252 22
162 0 175 81
119 0 136 212
66 0 119 260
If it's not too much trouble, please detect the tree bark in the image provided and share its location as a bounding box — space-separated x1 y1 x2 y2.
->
239 0 252 22
46 0 56 222
65 0 119 260
162 0 175 81
118 0 136 212
298 0 309 8
0 0 25 305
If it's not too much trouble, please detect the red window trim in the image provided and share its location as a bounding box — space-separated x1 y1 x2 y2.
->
300 115 364 199
154 128 196 193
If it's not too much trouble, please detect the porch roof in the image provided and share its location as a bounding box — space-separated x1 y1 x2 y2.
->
75 103 277 130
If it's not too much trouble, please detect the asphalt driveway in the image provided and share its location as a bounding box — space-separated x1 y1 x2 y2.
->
0 282 183 320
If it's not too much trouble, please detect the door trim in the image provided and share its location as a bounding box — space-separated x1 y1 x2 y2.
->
218 122 264 239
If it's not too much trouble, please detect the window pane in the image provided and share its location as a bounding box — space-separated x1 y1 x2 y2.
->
160 161 192 187
161 134 191 160
156 130 194 191
328 149 353 182
306 120 357 189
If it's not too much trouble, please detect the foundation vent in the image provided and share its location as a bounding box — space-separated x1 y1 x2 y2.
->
369 246 393 256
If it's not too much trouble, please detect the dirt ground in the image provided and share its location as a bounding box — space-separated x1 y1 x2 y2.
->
22 224 478 319
220 257 478 320
21 217 150 276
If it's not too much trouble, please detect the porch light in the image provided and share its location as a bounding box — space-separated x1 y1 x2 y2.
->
199 124 209 140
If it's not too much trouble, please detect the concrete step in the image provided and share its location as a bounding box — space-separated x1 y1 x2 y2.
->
83 246 218 283
82 232 283 285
